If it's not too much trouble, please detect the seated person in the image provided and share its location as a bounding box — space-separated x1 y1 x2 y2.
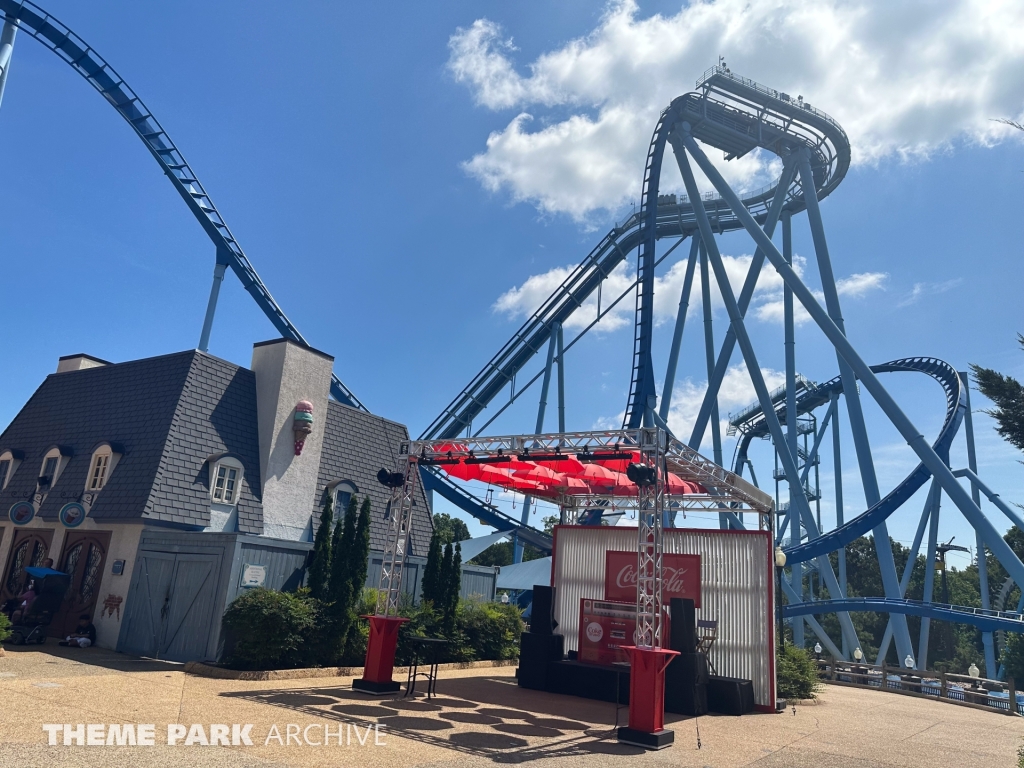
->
59 614 96 648
10 580 37 624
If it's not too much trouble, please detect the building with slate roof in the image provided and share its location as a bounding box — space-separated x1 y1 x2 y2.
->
0 339 433 656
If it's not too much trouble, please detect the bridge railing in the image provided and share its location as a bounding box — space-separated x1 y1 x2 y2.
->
811 657 1021 716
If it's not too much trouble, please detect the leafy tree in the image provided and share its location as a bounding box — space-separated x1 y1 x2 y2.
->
1002 631 1024 682
971 335 1024 455
307 494 334 600
421 531 443 605
445 542 463 629
541 515 559 534
329 494 358 611
432 513 471 545
440 542 454 604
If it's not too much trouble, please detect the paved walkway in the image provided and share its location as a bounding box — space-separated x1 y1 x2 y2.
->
0 641 1021 767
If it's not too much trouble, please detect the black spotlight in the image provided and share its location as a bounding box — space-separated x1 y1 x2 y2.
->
626 462 657 487
377 468 405 488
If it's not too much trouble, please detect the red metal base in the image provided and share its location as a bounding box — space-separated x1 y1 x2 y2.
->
620 646 679 735
357 615 409 686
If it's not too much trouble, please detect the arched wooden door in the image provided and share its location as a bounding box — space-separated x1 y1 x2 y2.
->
52 531 110 638
1 529 54 609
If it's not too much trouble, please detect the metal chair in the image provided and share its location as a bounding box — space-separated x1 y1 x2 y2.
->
696 618 718 675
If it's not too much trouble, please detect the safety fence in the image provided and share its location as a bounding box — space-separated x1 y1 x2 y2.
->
814 658 1021 716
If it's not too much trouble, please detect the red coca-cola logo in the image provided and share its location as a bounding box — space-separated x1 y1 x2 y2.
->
604 551 701 607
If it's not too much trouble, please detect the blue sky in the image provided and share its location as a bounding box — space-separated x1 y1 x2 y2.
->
2 0 1023 569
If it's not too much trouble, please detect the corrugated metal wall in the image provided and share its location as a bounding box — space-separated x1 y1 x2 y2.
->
552 526 773 707
367 554 498 604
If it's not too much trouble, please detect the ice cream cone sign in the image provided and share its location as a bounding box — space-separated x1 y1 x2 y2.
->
294 400 314 455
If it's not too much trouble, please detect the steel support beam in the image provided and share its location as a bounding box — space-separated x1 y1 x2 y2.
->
556 323 566 433
198 252 230 353
919 482 942 671
685 159 798 450
659 236 699 421
876 482 935 665
795 151 915 664
698 240 725 472
675 138 860 652
680 129 1024 639
831 391 848 656
962 372 998 677
0 18 17 111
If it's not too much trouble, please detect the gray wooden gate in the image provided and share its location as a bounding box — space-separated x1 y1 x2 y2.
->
119 550 220 661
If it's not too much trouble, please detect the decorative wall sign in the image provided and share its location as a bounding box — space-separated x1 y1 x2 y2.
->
240 563 267 588
604 550 702 607
102 594 123 620
9 501 35 525
58 502 87 528
111 559 125 575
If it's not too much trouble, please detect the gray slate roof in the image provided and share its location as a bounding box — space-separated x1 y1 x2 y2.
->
314 402 433 557
0 351 263 533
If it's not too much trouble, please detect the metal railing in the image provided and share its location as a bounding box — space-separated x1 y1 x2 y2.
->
813 658 1022 716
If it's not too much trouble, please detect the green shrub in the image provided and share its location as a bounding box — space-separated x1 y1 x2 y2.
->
777 643 821 700
0 611 10 643
458 599 523 661
222 587 317 670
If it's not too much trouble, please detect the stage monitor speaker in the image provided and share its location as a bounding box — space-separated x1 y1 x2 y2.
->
670 597 697 653
517 632 564 690
706 676 755 715
531 585 556 635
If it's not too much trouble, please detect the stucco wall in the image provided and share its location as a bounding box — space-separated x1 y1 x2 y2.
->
251 340 333 541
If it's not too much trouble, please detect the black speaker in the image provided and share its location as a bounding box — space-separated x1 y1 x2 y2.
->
517 632 564 690
664 651 709 715
669 597 697 653
530 585 556 635
706 676 755 716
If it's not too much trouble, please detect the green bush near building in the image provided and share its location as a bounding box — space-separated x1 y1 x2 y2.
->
777 642 822 701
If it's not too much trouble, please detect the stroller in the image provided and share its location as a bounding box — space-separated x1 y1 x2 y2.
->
6 566 71 645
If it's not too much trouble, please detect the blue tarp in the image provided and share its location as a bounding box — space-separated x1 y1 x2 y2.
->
496 556 552 591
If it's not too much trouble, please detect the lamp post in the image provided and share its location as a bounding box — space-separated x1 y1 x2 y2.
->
775 546 787 647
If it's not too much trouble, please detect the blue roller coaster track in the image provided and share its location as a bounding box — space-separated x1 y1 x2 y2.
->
4 4 1021 676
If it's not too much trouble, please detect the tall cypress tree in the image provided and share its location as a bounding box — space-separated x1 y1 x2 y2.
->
307 494 334 601
347 496 372 604
446 541 462 627
421 532 442 605
326 495 358 661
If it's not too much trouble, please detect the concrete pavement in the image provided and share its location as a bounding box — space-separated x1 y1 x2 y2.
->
0 640 1021 767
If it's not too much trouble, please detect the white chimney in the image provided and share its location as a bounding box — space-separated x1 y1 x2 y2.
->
251 339 334 541
57 353 110 373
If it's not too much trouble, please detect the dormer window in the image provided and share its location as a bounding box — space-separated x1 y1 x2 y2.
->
211 458 243 505
0 450 19 490
88 446 112 491
38 448 67 490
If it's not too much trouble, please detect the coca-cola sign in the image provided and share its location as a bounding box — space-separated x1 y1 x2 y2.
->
604 550 701 607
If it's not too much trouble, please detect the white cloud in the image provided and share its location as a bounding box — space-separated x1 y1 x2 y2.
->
493 250 886 330
449 0 1024 219
897 277 963 307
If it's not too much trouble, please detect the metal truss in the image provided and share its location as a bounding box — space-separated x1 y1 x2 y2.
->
374 469 419 617
406 429 773 515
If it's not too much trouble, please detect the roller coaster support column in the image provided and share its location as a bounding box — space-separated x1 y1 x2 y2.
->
514 324 561 562
198 248 231 352
0 18 17 111
698 240 725 470
782 211 803 645
919 482 941 671
675 136 860 654
962 372 997 677
795 150 915 665
556 323 566 433
876 482 936 665
684 156 798 452
681 128 1024 623
831 390 847 651
659 237 699 422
